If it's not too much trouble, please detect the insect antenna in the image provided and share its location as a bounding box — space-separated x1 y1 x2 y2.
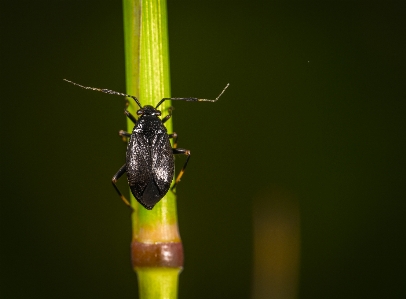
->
155 83 230 109
63 79 142 109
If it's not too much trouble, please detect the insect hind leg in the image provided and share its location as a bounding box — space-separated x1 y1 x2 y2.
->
112 164 133 210
171 148 191 191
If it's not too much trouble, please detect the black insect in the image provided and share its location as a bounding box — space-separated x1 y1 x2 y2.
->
64 79 229 210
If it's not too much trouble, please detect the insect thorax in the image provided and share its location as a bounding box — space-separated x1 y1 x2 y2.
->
134 115 167 137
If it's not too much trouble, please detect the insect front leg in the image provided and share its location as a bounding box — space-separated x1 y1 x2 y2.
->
120 110 136 142
171 148 191 191
112 164 133 210
161 107 174 124
124 110 137 124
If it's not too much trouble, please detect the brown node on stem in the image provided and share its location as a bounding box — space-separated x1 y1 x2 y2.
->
131 241 184 268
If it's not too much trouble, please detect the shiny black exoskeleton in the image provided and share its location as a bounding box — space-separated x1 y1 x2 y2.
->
124 105 176 209
64 79 229 210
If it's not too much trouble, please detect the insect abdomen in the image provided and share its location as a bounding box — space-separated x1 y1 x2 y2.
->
126 131 174 210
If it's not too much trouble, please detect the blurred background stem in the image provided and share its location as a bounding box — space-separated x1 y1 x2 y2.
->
123 0 183 298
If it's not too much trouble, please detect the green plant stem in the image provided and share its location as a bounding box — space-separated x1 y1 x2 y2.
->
123 0 183 298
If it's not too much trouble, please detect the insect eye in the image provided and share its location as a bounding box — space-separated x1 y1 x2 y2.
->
156 111 161 116
137 110 143 115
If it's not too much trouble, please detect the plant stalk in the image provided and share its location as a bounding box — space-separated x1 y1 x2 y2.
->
123 0 183 298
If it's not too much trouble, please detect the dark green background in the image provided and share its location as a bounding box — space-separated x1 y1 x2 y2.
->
1 1 405 298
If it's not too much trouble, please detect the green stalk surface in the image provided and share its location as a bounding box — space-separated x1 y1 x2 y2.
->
123 0 182 298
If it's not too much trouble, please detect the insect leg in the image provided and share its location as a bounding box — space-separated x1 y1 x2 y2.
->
112 164 133 210
168 132 178 149
171 148 191 191
119 130 131 137
124 110 137 124
118 130 131 142
161 107 174 124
